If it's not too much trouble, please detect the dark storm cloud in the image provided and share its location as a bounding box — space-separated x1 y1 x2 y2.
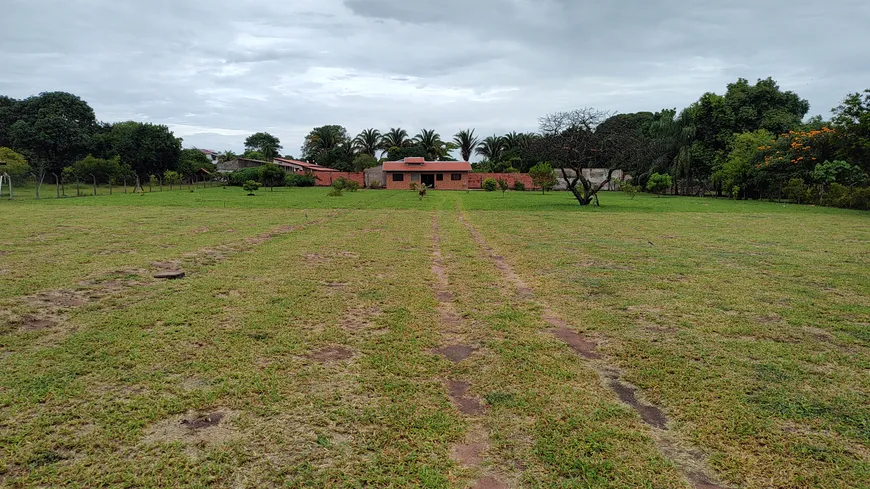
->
2 0 869 153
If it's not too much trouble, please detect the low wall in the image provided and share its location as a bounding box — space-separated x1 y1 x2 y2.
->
311 171 365 187
468 173 534 190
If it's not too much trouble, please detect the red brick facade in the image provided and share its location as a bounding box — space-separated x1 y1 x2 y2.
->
468 173 534 190
385 171 469 190
311 171 365 187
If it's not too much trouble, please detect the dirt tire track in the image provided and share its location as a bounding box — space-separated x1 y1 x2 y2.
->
430 213 513 489
456 212 728 489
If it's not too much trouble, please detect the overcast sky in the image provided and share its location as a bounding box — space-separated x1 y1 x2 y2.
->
3 0 869 155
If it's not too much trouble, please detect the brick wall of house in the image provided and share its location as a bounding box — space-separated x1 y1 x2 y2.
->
311 171 365 187
385 172 469 190
468 173 534 190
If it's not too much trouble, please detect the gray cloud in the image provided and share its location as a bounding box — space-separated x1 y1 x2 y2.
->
2 0 869 154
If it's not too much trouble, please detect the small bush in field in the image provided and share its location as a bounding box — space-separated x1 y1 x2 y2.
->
369 180 381 189
621 182 639 199
243 180 260 195
513 181 525 191
482 178 498 192
332 177 360 192
646 173 672 196
497 178 509 196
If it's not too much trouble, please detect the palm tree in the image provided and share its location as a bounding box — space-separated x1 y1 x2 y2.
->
650 108 696 194
353 128 382 158
381 127 411 150
453 129 480 162
309 125 342 154
415 129 446 160
476 135 505 162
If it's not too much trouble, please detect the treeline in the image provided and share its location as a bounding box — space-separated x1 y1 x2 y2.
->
0 92 219 197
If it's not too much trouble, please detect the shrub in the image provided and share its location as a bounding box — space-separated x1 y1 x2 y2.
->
482 177 498 192
621 182 639 199
646 172 672 196
285 173 316 187
821 183 849 207
850 187 870 210
326 188 343 197
258 164 286 190
332 177 360 192
529 162 556 194
731 185 741 200
227 167 261 186
513 181 525 191
497 178 510 196
243 180 260 195
783 178 815 204
368 179 381 189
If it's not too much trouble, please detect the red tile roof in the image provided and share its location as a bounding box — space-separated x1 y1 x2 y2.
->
383 158 472 172
273 158 339 172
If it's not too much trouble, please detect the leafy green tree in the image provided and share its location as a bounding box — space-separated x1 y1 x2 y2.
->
453 129 480 162
812 160 867 187
245 132 282 161
301 125 349 162
353 128 382 158
476 136 505 162
163 170 181 190
0 147 29 178
725 77 810 135
717 130 772 198
621 182 640 199
352 154 379 172
242 150 266 160
831 89 870 171
497 178 509 196
95 121 181 178
72 155 121 184
258 163 286 190
646 172 673 196
218 150 237 163
178 148 213 182
7 92 98 198
381 127 411 150
528 162 555 194
387 145 428 162
243 180 260 195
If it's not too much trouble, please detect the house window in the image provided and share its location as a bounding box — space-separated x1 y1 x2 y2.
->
451 173 462 181
436 174 444 181
411 174 420 182
393 173 404 182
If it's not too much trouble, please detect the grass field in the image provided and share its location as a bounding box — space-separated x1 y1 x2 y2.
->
1 187 868 488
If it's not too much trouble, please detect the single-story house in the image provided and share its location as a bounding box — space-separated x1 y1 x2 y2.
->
217 158 270 173
383 157 472 190
273 158 339 174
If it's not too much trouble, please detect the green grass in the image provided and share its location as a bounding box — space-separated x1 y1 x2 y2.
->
0 188 868 488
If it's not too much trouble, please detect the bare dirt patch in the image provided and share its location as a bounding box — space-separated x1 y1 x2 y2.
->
434 344 477 363
20 316 58 331
608 380 668 429
548 325 600 360
446 380 485 416
143 409 239 450
308 346 354 363
474 476 510 489
28 290 88 308
452 440 487 466
436 290 454 302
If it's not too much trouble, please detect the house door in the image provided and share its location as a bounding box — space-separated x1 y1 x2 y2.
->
421 174 435 188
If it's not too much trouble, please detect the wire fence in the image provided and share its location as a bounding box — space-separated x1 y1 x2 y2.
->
0 175 225 201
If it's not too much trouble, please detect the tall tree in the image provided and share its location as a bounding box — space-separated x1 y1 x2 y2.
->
96 121 181 178
178 148 213 182
414 129 447 160
353 128 382 158
527 108 647 206
245 132 282 161
476 135 505 162
453 129 480 162
7 92 98 198
381 127 411 150
832 89 870 171
300 125 349 161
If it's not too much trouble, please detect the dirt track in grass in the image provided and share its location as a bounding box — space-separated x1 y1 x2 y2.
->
1 188 867 488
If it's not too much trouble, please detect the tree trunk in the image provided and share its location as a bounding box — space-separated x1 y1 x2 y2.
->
92 174 97 196
54 173 60 198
